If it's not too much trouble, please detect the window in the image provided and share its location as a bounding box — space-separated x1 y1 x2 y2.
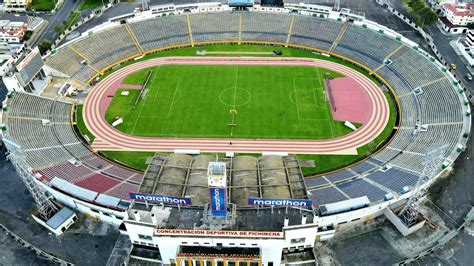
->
138 234 152 241
290 238 305 244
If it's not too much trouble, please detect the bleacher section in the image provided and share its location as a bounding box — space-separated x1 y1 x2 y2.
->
129 16 190 52
190 13 239 42
241 13 291 43
69 25 140 71
2 93 144 207
35 11 469 209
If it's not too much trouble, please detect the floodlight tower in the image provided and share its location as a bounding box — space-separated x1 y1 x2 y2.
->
3 138 58 221
141 0 149 11
398 145 448 227
334 0 341 11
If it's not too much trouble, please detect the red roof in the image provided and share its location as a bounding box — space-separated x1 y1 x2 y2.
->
443 3 474 17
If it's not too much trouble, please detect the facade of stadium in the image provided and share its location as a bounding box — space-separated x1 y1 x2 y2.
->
0 2 471 264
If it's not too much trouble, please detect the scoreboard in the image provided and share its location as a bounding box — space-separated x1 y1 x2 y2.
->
228 0 254 7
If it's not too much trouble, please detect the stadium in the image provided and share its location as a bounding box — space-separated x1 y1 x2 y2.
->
0 1 471 265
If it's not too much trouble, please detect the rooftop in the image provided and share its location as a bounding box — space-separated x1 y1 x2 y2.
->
443 3 474 17
126 204 315 233
139 154 309 207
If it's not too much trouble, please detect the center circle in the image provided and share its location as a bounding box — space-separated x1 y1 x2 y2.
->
218 87 251 107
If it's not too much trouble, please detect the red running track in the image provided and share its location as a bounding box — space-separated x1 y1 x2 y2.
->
83 57 390 155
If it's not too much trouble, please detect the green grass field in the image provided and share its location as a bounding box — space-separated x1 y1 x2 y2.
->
76 44 397 175
106 65 354 139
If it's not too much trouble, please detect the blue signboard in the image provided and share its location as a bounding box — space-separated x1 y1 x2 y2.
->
129 192 192 205
248 198 313 208
210 187 227 217
228 0 254 6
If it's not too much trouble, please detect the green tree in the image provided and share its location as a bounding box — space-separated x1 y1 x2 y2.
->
409 0 424 12
419 7 438 26
54 25 64 33
38 39 52 55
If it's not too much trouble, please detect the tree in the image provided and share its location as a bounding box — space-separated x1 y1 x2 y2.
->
38 40 52 55
409 0 424 12
54 25 64 33
419 7 438 26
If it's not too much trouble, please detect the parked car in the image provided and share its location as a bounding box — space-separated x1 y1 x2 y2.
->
450 63 457 70
466 73 472 81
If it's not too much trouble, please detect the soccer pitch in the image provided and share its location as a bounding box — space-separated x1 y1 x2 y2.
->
105 64 355 140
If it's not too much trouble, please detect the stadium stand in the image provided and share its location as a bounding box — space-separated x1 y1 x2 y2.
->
2 93 144 203
21 11 468 209
241 13 290 43
128 16 190 52
290 16 343 51
190 13 239 42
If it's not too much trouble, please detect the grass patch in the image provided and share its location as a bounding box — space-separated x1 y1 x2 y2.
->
100 151 154 171
65 11 80 29
30 0 55 11
76 105 95 142
79 0 103 11
106 65 350 139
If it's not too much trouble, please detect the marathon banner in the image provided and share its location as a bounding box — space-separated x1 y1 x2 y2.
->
247 197 313 208
129 192 192 205
210 187 227 217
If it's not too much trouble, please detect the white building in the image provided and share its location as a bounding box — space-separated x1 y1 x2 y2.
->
456 29 474 66
439 2 474 33
2 47 50 94
2 0 31 12
0 20 27 43
123 204 332 265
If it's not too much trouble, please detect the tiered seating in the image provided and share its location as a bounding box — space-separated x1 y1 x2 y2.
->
291 16 342 51
24 147 75 168
38 161 94 182
46 48 84 77
398 95 419 128
129 16 190 52
191 13 239 42
309 186 348 205
336 178 386 202
7 93 54 119
417 80 463 124
241 13 290 43
351 161 377 174
70 25 139 71
50 101 72 122
388 152 425 173
333 45 381 69
75 173 121 194
325 169 355 183
388 46 445 89
377 67 412 95
104 165 139 180
335 25 399 69
404 124 463 156
73 66 98 83
305 176 329 188
366 167 419 193
372 148 401 164
104 182 139 199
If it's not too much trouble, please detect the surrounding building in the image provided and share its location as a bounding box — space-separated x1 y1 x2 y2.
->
456 29 474 66
439 2 474 33
0 20 27 43
2 0 32 12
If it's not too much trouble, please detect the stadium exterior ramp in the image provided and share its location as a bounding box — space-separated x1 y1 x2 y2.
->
0 2 470 260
